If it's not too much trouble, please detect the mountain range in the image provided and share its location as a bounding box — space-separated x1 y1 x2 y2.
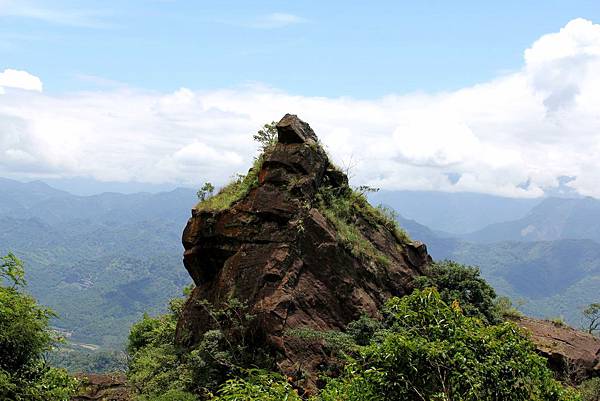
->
0 177 598 354
0 178 194 349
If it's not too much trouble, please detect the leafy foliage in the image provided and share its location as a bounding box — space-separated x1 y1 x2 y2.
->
213 369 301 401
0 253 78 401
252 121 278 152
413 260 502 324
197 182 215 202
318 288 580 401
494 296 523 319
128 294 272 400
582 303 600 335
127 294 194 400
48 348 128 373
345 314 383 346
0 251 26 287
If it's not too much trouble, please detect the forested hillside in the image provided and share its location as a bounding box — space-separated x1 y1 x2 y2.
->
0 179 194 353
398 214 600 326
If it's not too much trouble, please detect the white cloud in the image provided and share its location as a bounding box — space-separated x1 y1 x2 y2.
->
2 19 600 197
0 0 109 28
249 13 306 29
0 69 43 92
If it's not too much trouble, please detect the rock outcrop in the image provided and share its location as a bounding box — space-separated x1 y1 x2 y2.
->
515 316 600 381
176 114 430 393
72 374 130 401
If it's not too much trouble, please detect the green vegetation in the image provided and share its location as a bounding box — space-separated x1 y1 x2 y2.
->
252 121 278 152
129 261 583 400
0 253 78 400
48 348 127 373
197 182 215 202
213 370 301 401
195 156 264 212
578 378 600 401
551 316 568 327
195 121 279 212
316 185 410 266
494 296 524 319
413 260 502 324
427 235 600 327
127 293 272 400
582 302 600 335
317 288 580 401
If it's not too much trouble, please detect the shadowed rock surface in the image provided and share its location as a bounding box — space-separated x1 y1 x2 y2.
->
72 373 130 401
175 114 431 393
515 316 600 381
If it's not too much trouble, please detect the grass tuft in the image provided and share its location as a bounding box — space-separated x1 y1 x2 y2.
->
195 156 264 212
316 186 410 266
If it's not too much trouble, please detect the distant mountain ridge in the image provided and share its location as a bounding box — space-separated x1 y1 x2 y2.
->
0 178 196 349
396 205 600 327
462 197 600 243
0 178 196 226
370 190 541 234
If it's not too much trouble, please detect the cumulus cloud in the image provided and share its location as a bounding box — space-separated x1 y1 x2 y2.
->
0 69 43 92
2 18 600 197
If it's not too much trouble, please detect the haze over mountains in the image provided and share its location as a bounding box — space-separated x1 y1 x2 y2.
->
0 176 598 353
0 177 194 349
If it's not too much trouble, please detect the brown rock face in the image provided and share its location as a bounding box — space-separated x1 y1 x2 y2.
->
176 114 430 392
514 316 600 381
72 373 130 401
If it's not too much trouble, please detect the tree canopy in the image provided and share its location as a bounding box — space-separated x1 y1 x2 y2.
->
0 252 78 401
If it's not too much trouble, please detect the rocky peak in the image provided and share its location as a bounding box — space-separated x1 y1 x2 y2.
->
177 114 430 393
276 113 319 145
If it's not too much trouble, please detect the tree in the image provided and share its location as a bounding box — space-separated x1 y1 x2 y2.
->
413 260 502 324
318 288 580 401
0 253 78 401
0 251 26 287
197 182 215 202
253 121 278 152
582 303 600 335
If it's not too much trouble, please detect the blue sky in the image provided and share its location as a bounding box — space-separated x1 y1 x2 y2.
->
2 1 600 198
2 0 600 96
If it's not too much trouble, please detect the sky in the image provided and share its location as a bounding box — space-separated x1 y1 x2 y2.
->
2 1 600 197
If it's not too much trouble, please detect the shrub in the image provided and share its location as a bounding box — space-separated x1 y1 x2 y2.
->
495 296 523 319
579 377 600 401
318 288 580 401
128 295 271 400
212 369 301 401
253 122 278 152
346 314 383 346
413 260 502 324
